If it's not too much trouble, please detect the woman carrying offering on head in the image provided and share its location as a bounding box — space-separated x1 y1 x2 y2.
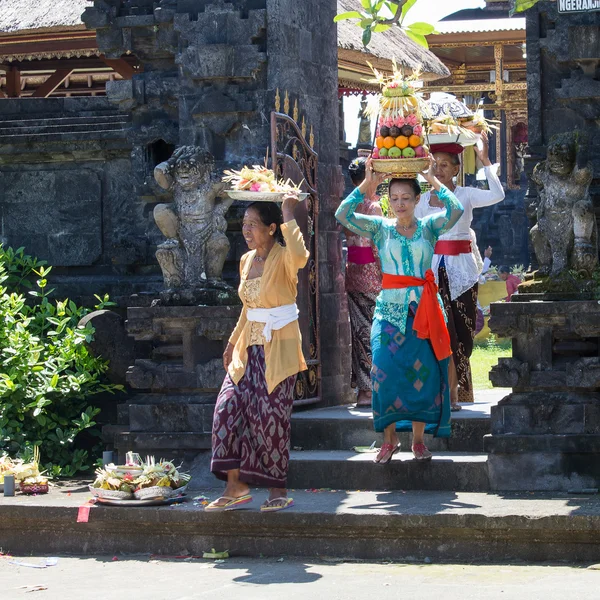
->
336 157 464 463
344 157 383 407
206 194 309 512
414 134 505 409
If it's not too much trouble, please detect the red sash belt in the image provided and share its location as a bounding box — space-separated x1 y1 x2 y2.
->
434 240 472 256
381 270 452 361
347 246 376 265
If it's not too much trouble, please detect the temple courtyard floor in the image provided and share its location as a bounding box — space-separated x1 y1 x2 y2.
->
2 388 600 578
1 555 599 600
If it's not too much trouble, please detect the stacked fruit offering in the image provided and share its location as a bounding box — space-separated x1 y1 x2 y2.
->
373 113 427 160
366 63 431 175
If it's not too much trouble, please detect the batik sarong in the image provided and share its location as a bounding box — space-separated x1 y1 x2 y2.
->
211 345 296 488
347 291 378 391
437 263 478 392
371 305 451 436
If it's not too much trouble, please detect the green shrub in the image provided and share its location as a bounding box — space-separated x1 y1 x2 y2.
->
0 246 122 476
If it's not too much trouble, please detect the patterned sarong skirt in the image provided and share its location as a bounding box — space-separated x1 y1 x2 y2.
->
437 263 478 392
211 345 297 488
348 291 378 392
370 305 451 436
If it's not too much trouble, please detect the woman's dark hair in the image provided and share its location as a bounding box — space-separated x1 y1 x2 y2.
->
348 157 367 186
498 265 511 274
246 202 285 245
388 178 421 198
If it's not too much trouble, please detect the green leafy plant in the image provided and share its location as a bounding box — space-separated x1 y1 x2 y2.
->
334 0 436 49
0 246 122 476
509 0 541 16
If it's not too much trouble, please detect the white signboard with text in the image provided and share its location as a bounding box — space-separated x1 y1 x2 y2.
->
558 0 600 13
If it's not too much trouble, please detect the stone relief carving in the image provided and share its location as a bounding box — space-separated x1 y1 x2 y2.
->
153 146 233 292
530 132 597 277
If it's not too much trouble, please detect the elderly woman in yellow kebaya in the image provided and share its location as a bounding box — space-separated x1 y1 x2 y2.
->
206 193 309 513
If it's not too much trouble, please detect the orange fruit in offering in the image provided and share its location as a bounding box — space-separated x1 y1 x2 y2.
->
395 136 409 149
375 136 385 149
383 136 395 149
409 134 422 148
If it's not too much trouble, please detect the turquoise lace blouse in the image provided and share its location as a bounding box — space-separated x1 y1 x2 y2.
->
336 185 464 334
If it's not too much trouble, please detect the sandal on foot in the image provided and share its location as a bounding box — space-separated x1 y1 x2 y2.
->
451 403 462 412
260 497 294 512
374 442 401 465
204 494 252 512
412 443 432 461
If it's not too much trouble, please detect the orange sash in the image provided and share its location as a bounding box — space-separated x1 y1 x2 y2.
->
381 269 452 361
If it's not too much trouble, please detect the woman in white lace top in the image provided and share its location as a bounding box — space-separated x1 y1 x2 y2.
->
414 134 505 409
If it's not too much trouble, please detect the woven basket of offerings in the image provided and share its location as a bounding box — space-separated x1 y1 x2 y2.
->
223 165 308 202
366 62 431 178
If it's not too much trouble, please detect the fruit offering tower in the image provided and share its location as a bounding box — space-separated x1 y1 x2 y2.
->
368 63 431 177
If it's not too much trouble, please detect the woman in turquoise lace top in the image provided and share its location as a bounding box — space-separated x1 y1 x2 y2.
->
336 158 464 463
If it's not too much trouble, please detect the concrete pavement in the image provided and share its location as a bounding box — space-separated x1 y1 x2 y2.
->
1 556 598 600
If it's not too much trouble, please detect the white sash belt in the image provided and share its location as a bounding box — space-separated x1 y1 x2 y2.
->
246 303 299 342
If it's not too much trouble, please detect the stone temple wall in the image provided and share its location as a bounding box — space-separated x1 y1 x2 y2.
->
524 2 600 236
0 97 164 303
0 0 352 406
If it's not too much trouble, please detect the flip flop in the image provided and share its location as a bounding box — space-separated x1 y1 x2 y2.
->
374 442 401 465
204 494 252 512
260 497 294 512
451 404 462 412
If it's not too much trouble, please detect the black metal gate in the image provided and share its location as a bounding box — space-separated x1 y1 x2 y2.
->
270 110 320 406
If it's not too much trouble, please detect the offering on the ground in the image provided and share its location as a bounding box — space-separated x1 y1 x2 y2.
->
222 165 307 202
368 62 431 177
90 454 191 502
1 448 50 494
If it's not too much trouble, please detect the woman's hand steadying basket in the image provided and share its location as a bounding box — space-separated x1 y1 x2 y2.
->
282 191 301 223
420 156 443 192
358 156 385 198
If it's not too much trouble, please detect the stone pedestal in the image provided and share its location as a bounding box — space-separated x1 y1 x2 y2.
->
485 300 600 491
108 305 239 463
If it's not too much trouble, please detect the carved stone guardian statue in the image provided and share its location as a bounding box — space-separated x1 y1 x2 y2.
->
530 132 597 277
153 146 236 304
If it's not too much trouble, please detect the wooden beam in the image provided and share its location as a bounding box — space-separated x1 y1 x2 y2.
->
6 67 20 97
31 69 74 98
100 57 135 79
494 44 504 104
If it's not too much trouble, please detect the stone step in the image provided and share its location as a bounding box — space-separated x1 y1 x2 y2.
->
3 486 599 562
0 114 129 128
287 450 490 492
113 431 212 454
0 129 130 142
291 406 489 453
0 122 128 136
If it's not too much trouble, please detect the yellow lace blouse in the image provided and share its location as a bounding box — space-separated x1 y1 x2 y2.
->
244 277 266 346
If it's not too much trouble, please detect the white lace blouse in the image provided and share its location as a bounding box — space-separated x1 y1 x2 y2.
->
414 165 505 300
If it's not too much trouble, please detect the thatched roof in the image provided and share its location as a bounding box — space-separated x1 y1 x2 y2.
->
0 0 93 35
337 0 450 81
0 0 449 81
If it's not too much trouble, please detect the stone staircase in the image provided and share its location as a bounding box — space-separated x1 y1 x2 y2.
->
286 398 495 492
107 390 504 493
